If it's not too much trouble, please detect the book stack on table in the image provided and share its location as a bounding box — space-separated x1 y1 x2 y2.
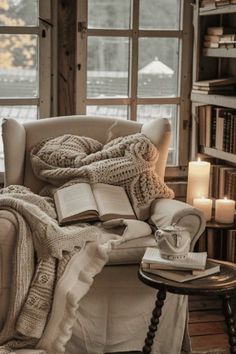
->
141 248 220 282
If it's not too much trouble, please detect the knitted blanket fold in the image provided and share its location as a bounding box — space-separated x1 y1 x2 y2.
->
31 133 174 220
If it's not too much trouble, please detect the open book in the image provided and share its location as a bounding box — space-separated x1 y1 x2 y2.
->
54 182 136 225
142 248 207 271
142 261 220 283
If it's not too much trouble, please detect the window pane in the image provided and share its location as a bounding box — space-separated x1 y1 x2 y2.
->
139 0 181 30
87 37 129 98
87 105 128 119
0 34 38 98
0 0 38 26
138 38 179 98
88 0 131 29
0 105 37 160
137 104 178 165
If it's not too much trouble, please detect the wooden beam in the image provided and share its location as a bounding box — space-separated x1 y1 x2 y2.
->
58 0 77 116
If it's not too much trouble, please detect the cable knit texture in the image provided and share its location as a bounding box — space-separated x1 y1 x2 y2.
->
31 133 174 219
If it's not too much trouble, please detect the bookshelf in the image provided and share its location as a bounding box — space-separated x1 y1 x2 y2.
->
191 92 236 108
191 0 236 260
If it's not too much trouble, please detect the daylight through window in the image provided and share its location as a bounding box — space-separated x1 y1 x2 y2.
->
76 0 192 168
0 0 51 169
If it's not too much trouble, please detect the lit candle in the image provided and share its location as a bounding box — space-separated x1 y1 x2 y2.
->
215 197 235 224
193 197 212 221
186 158 211 205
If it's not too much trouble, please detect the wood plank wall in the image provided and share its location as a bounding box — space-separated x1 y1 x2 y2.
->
58 0 77 116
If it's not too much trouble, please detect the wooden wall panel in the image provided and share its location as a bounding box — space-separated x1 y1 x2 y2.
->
58 0 77 116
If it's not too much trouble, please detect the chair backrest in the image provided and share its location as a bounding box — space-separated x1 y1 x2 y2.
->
2 115 171 193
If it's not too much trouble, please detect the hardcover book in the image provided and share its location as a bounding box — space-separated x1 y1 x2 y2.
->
142 248 207 270
54 182 136 225
142 260 220 283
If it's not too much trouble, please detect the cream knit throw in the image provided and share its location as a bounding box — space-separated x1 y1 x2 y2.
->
31 133 174 219
0 186 102 353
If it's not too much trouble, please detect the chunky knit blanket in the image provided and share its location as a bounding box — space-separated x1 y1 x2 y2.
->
0 132 173 353
30 133 174 219
0 185 103 353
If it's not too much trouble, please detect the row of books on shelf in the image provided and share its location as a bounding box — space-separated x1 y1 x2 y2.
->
198 104 236 154
141 247 220 283
201 0 236 11
204 28 236 49
197 228 236 262
227 229 236 262
209 164 236 200
209 165 236 200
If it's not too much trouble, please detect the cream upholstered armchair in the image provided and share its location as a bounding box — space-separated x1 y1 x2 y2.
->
0 116 205 354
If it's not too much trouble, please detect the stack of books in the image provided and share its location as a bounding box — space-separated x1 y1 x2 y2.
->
209 164 236 201
141 248 220 282
201 0 236 12
204 27 236 48
192 77 236 95
198 105 236 155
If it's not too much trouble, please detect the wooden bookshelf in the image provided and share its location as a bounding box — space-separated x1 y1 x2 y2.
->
203 48 236 58
200 147 236 164
191 92 236 109
200 4 236 16
191 1 236 266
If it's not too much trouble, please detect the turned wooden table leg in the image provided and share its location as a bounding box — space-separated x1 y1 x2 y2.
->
222 295 236 354
142 286 166 354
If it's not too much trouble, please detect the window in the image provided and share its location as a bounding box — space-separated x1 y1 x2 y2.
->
0 0 52 169
76 0 192 171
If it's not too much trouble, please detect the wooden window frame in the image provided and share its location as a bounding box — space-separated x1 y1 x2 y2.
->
0 0 52 118
76 0 192 176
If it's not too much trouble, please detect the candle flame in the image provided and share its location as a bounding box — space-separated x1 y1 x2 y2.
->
197 157 201 162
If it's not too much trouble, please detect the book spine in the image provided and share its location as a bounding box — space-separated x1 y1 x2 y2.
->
233 114 236 154
211 107 217 148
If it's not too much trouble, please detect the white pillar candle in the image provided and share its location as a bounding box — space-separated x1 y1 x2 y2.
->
193 197 212 221
215 198 235 224
186 159 211 205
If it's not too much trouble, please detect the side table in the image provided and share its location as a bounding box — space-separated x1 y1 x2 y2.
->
138 259 236 354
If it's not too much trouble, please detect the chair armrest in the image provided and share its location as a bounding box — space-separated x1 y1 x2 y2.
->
149 199 206 251
0 210 17 330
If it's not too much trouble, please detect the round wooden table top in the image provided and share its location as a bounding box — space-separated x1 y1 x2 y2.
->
138 259 236 296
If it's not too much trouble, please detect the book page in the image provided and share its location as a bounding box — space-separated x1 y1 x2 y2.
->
91 183 136 220
55 183 98 220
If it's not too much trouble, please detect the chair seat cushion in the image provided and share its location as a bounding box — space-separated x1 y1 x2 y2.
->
108 234 156 264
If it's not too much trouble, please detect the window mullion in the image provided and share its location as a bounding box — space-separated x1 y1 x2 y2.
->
39 0 52 118
0 98 39 105
139 30 182 38
129 0 139 121
76 0 87 115
0 27 39 34
178 1 193 167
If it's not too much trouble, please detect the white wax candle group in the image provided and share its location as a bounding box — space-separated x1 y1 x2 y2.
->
187 159 235 224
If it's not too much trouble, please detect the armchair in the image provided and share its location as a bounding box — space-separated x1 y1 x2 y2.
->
0 116 205 354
